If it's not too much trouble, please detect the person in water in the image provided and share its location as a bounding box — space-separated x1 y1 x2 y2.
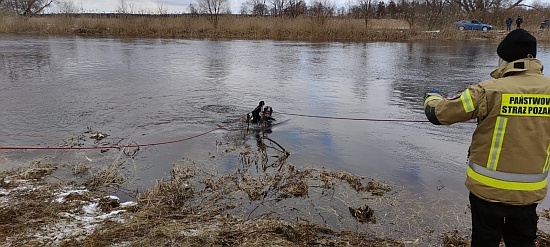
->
251 101 265 124
262 106 274 122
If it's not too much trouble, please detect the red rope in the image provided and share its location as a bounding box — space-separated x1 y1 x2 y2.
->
0 111 475 150
0 115 245 150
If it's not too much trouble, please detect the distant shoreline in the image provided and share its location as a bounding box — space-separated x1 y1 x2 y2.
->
0 14 547 42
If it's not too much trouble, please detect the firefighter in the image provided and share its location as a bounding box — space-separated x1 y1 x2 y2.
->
251 100 265 124
424 29 549 246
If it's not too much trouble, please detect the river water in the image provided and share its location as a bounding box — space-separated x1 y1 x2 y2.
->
2 34 550 242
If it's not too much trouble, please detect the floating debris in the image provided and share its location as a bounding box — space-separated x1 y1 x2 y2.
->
90 133 107 140
349 205 376 223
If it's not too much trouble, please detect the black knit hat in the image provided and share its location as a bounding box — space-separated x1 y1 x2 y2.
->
497 29 537 62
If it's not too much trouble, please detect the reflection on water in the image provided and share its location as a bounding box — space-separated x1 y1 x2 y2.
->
2 35 550 239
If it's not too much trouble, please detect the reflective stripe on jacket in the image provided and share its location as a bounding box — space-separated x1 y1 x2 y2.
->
424 58 550 205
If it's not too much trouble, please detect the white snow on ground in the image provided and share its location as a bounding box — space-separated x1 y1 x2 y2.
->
55 189 89 203
83 202 100 214
33 196 133 245
0 188 10 203
121 201 137 207
33 191 135 245
0 178 44 203
1 178 137 245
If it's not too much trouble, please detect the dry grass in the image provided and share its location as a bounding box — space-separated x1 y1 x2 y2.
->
71 163 89 175
74 155 410 246
0 14 411 41
3 139 550 246
84 161 127 190
3 156 550 246
4 14 550 42
0 157 405 246
83 144 138 190
20 160 57 179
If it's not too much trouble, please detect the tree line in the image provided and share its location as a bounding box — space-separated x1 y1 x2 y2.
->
2 0 550 31
0 0 54 15
193 0 549 30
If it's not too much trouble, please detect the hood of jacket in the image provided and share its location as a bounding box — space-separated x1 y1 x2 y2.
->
490 58 543 79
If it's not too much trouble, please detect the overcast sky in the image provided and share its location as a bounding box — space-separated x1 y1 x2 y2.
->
61 0 259 14
61 0 542 15
60 0 354 14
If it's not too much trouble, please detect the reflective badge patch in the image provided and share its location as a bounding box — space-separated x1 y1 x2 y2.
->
501 94 550 117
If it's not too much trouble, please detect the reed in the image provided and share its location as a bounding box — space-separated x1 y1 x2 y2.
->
3 154 550 245
6 14 550 41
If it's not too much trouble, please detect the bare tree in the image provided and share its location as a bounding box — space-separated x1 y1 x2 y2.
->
1 0 55 15
252 0 268 15
336 6 346 16
309 0 335 25
450 0 520 13
376 1 386 18
188 3 199 15
358 0 373 29
423 0 446 30
117 0 135 14
242 0 268 15
196 0 230 28
387 0 398 18
285 0 307 17
240 2 249 15
401 0 417 29
55 0 82 14
157 0 168 14
271 0 286 16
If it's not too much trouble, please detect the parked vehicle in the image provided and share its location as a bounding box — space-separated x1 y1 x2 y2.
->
541 19 550 29
455 20 493 31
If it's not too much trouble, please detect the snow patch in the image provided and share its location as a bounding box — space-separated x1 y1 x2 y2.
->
120 201 137 207
0 188 9 203
55 189 88 203
83 202 99 214
0 188 10 196
35 202 126 245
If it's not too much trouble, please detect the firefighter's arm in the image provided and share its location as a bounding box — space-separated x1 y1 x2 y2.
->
424 90 444 125
423 86 485 125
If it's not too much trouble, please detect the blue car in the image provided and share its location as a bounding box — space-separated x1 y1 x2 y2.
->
455 20 493 31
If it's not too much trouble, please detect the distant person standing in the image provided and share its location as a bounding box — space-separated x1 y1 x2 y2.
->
506 17 513 31
516 16 523 29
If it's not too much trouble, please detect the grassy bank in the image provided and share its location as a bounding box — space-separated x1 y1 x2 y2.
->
0 130 469 246
2 158 550 246
0 147 409 246
1 14 549 41
2 130 550 246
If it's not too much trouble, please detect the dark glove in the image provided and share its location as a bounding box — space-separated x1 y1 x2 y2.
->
424 89 441 99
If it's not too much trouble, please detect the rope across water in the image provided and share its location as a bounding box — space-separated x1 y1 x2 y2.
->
0 111 472 150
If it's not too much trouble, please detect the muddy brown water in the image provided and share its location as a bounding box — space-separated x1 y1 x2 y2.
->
2 34 550 243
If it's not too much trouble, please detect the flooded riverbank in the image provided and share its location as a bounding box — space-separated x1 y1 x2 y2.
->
3 34 550 245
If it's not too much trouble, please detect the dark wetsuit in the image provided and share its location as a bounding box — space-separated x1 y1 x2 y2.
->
516 17 523 29
251 105 263 123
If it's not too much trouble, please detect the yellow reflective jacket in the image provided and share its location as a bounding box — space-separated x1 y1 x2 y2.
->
424 58 550 205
